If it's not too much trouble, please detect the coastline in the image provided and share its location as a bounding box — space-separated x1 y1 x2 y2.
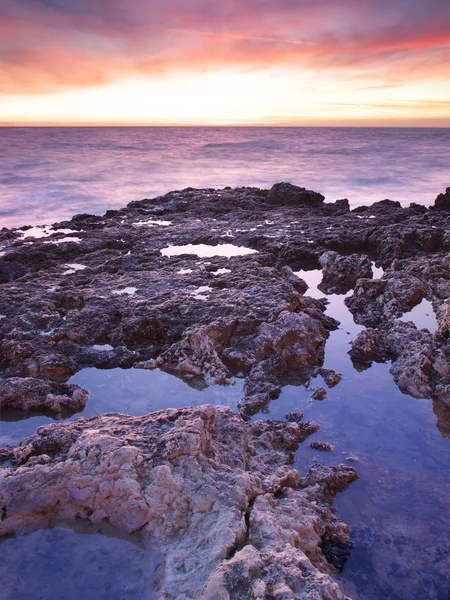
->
0 182 449 599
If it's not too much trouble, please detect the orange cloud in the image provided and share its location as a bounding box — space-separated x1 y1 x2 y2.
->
1 0 449 115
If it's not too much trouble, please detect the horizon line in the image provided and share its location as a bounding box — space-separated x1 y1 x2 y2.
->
1 123 450 128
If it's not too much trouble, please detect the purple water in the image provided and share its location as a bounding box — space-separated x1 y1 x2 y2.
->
0 522 158 600
1 126 450 228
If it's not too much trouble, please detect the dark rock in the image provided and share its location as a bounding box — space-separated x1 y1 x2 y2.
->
318 368 342 387
310 441 334 451
312 387 328 400
266 182 325 207
433 187 450 210
320 534 353 570
318 251 373 294
0 377 88 417
285 410 304 423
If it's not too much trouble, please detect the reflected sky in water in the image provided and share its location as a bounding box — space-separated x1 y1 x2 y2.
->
0 524 158 600
0 368 244 446
1 266 449 599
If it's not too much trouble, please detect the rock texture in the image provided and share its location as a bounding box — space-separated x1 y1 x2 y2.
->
347 253 450 406
0 405 357 600
0 182 448 423
318 251 373 295
0 182 450 596
0 377 88 417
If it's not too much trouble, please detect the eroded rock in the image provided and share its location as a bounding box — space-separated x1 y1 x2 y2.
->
0 377 88 416
318 251 373 294
0 405 356 599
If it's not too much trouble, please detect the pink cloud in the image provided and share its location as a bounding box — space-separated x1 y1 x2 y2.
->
1 0 449 93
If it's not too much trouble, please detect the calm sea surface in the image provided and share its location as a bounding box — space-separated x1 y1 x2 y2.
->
1 126 449 228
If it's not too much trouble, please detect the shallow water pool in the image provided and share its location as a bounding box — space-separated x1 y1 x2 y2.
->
0 368 244 446
0 524 158 600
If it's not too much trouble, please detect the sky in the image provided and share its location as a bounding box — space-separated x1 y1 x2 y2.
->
0 0 449 126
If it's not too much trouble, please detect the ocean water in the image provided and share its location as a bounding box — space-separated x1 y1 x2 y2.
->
1 126 450 228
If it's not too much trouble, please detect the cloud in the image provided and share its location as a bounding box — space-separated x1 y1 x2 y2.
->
1 0 450 94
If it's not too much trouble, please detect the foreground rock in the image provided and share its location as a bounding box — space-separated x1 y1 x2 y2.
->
0 405 357 599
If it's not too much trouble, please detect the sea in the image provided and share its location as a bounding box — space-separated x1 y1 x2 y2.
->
1 126 449 228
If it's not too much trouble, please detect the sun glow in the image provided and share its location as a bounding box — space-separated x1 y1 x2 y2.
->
1 68 449 126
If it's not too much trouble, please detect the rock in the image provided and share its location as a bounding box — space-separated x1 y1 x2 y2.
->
0 183 449 447
310 441 335 452
266 182 325 207
318 368 342 387
350 321 450 402
0 405 356 599
285 411 304 423
312 387 328 401
318 251 373 294
433 187 450 210
0 377 88 417
345 274 427 328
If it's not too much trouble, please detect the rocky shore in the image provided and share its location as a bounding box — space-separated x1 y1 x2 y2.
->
0 182 449 598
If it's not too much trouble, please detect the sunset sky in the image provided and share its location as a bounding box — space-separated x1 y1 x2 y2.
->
1 0 449 126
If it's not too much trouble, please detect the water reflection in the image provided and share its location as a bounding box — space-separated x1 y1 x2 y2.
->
160 243 258 258
0 368 244 447
0 523 158 600
399 298 438 333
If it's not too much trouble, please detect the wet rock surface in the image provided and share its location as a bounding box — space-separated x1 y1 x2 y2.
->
0 405 356 599
347 252 450 405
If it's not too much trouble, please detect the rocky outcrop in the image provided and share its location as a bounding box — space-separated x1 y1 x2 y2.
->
0 405 356 599
433 187 450 211
349 322 450 403
345 274 427 328
266 182 325 207
0 377 88 416
318 251 373 294
0 183 449 426
346 250 450 406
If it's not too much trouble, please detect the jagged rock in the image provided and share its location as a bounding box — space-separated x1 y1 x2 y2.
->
312 387 328 401
349 322 450 401
318 368 342 387
433 187 450 210
0 405 356 600
285 411 304 423
1 184 449 419
345 274 427 328
266 182 325 207
0 377 88 416
318 251 372 294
